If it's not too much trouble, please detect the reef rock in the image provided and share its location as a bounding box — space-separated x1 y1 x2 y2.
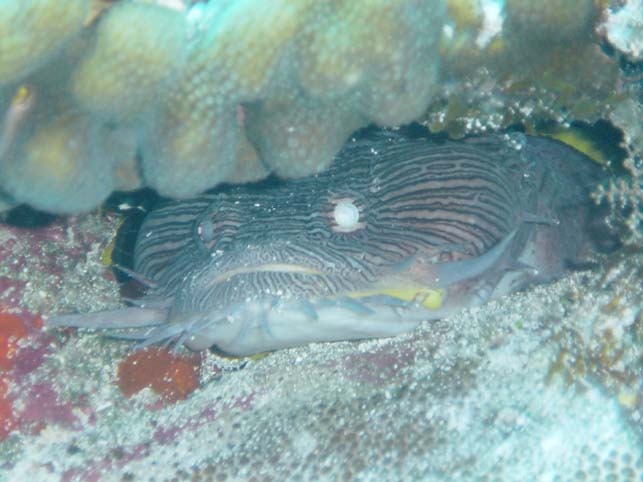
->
0 208 642 480
0 0 639 213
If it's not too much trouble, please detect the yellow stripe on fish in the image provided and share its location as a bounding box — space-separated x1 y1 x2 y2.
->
345 288 444 310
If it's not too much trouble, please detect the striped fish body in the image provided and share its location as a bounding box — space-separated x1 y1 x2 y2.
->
49 131 607 355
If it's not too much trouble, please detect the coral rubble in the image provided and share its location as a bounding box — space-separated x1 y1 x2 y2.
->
0 0 641 215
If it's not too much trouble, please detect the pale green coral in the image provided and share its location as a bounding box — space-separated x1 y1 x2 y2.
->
71 2 188 120
1 111 137 213
0 0 89 84
0 0 640 214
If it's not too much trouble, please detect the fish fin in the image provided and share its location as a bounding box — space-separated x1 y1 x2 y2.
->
319 296 376 316
298 299 319 322
122 296 172 309
47 307 168 329
434 229 517 287
521 212 559 226
389 242 471 275
504 259 538 274
112 264 158 289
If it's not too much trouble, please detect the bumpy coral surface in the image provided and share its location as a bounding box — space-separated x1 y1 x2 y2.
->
0 0 640 214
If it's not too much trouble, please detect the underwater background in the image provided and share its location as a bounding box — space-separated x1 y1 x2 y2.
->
0 0 642 480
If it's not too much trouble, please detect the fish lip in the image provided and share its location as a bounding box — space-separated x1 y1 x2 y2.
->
209 262 324 285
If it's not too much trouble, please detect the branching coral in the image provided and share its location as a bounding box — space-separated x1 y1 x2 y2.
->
594 156 643 246
543 251 643 434
593 99 643 246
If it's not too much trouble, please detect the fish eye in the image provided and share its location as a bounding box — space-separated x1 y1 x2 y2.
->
334 201 359 228
330 198 365 233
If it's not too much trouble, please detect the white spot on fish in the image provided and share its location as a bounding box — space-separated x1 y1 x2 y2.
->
333 201 360 230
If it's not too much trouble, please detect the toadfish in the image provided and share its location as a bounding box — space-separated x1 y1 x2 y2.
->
48 129 612 355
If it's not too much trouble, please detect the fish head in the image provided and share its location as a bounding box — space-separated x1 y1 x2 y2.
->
145 134 524 353
50 132 552 355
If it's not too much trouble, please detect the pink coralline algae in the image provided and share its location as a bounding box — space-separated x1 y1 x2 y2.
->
0 309 65 441
0 214 119 441
117 347 202 403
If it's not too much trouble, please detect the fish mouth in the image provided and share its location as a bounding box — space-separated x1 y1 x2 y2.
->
209 263 324 285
